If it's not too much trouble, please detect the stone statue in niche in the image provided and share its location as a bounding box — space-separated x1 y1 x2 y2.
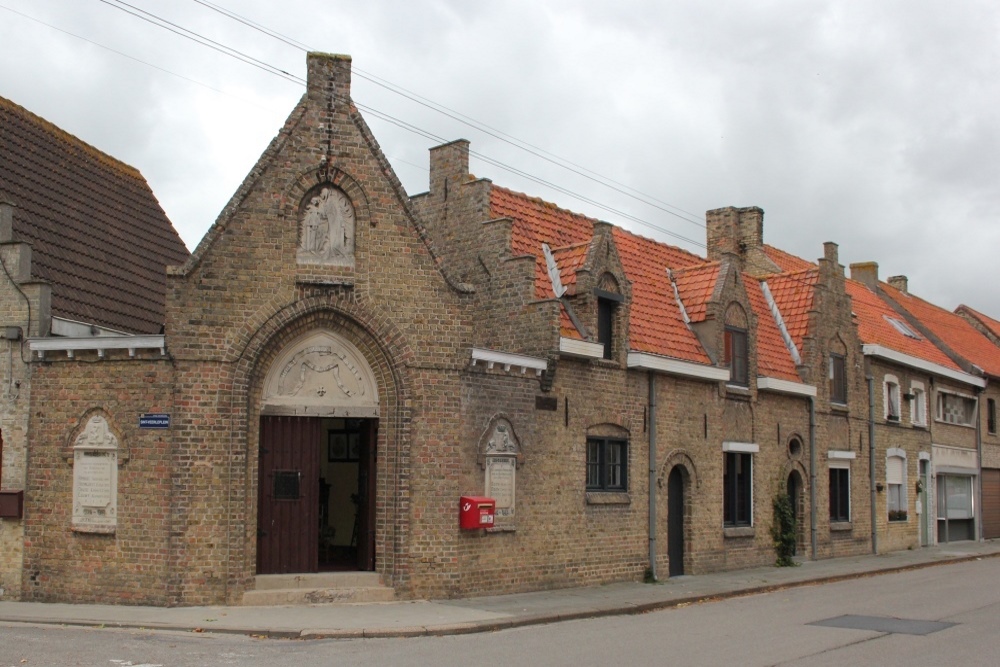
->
298 186 356 265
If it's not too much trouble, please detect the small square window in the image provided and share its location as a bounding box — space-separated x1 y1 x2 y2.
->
586 437 628 491
724 327 748 386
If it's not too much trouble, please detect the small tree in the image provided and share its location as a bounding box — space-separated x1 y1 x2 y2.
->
771 492 797 567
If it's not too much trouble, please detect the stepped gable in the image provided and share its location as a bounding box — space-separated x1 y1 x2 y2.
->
846 279 962 371
882 283 1000 378
745 276 802 381
0 96 189 333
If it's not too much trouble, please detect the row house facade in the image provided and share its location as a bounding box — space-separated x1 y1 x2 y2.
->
0 53 996 605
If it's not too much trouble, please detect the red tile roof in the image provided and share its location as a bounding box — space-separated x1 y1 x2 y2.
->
0 96 189 334
763 269 818 351
763 245 815 274
550 242 590 294
745 277 802 381
671 262 720 323
957 304 1000 341
612 227 711 363
845 279 962 371
882 285 1000 378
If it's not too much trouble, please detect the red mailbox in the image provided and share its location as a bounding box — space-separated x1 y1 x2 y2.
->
459 496 495 529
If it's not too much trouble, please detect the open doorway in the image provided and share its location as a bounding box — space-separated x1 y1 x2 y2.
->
257 415 376 575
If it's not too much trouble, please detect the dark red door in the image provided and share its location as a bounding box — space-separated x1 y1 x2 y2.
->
357 420 377 570
257 416 322 574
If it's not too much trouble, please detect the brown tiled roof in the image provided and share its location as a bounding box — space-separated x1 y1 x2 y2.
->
0 96 189 334
671 262 719 324
883 285 1000 378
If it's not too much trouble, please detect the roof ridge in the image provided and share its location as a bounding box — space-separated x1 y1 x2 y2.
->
0 95 143 180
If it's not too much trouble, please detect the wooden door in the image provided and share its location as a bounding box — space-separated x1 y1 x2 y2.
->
257 416 322 574
356 420 377 570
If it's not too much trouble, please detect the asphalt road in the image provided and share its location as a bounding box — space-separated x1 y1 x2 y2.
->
2 557 998 666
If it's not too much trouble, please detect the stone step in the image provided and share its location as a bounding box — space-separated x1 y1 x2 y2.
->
241 572 394 606
253 572 383 590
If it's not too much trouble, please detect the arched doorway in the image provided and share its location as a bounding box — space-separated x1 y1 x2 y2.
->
786 471 803 556
667 466 685 576
255 330 380 575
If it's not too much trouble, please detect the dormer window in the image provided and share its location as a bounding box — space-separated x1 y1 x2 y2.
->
829 353 847 404
724 327 748 386
594 288 623 361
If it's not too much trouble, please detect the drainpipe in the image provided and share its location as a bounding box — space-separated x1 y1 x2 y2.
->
809 396 817 559
976 388 984 541
868 373 877 554
648 371 658 581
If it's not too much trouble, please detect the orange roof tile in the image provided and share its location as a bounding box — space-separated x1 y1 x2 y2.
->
845 280 962 371
745 277 801 381
671 263 720 323
763 269 818 351
882 285 1000 378
612 227 710 364
957 304 1000 342
550 242 590 293
763 245 816 274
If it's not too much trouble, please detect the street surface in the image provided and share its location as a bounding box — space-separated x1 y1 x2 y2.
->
1 557 998 666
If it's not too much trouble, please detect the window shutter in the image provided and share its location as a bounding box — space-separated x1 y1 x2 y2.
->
886 456 904 485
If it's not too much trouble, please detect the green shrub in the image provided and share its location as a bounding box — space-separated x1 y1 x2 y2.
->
772 492 798 567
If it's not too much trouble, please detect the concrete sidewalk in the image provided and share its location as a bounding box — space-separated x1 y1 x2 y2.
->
1 540 998 639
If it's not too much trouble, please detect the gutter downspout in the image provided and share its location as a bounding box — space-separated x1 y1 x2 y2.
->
648 371 658 581
868 373 877 554
976 388 984 541
809 396 817 559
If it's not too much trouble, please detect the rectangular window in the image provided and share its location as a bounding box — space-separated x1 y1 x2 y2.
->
829 354 847 404
886 381 900 421
724 327 749 386
586 437 627 491
989 398 996 435
723 451 752 526
911 387 926 426
936 392 976 426
829 468 850 522
597 298 615 360
887 455 907 521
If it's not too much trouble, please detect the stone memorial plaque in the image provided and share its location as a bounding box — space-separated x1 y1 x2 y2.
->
71 414 119 534
486 456 516 519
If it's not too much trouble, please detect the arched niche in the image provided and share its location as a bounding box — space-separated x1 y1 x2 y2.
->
261 329 379 417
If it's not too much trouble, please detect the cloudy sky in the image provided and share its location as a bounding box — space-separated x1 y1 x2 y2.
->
2 0 998 315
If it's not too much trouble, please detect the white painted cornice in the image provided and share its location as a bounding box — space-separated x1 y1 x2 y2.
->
862 344 985 388
560 337 606 359
757 376 817 397
29 335 166 359
470 347 547 375
627 351 730 381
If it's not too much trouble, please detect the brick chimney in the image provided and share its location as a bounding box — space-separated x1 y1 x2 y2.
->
887 275 908 294
428 140 471 199
706 206 780 276
850 262 879 290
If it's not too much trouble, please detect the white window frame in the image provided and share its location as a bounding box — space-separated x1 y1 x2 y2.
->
886 448 908 521
910 381 926 427
935 389 977 427
828 451 854 523
722 442 757 528
884 374 901 422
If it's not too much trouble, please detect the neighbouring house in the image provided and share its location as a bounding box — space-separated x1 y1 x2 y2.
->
0 94 189 599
